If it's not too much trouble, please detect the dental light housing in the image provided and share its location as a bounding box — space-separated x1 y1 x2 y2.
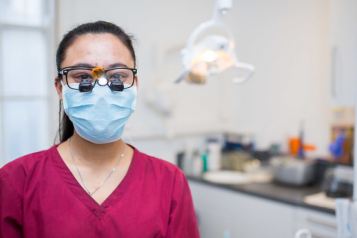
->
176 0 254 84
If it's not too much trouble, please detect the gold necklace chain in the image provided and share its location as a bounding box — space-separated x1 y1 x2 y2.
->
68 138 126 196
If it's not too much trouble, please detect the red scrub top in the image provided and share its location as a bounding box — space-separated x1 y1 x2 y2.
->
0 144 200 238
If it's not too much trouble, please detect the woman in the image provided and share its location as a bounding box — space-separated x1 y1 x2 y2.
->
0 21 200 238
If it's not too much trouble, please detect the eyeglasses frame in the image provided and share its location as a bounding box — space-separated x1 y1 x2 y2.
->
58 66 137 91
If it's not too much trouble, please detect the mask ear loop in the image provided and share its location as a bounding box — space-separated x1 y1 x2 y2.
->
59 100 62 142
123 119 135 146
58 78 63 143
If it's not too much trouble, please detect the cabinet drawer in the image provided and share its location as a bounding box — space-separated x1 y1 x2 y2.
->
296 208 336 238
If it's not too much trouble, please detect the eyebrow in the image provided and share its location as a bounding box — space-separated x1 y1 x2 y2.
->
108 63 129 68
70 62 130 69
71 63 95 68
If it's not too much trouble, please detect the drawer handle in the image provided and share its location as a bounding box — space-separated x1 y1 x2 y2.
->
307 217 337 229
311 232 335 238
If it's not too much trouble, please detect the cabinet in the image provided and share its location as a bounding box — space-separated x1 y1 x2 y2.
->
295 208 337 238
189 181 295 238
188 181 336 238
329 0 357 107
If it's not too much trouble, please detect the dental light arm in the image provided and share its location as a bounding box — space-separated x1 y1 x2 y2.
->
212 0 232 23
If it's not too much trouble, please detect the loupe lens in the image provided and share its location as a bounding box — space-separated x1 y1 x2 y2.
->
109 78 124 92
79 79 93 92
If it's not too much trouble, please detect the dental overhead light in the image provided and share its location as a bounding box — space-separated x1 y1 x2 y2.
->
176 0 255 84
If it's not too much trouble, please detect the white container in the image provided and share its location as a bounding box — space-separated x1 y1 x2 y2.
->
208 141 221 171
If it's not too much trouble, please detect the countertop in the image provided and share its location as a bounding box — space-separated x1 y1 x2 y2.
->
187 175 335 215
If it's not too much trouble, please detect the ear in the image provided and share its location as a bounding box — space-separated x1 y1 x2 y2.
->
54 76 63 101
135 75 138 88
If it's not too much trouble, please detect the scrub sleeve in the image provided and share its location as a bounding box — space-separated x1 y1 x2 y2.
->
0 169 23 237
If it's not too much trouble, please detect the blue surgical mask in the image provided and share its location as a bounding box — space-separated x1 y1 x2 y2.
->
61 83 137 144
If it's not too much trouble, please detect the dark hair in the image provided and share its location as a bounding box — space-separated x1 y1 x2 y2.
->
56 21 136 143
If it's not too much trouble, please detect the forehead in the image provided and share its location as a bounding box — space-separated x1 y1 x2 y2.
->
62 33 134 68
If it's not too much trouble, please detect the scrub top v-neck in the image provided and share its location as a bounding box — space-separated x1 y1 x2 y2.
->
0 144 200 238
52 144 138 219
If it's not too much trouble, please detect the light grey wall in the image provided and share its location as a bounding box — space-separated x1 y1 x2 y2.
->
53 0 332 160
222 0 330 156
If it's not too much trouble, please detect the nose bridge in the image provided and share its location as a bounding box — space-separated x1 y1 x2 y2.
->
96 83 111 95
93 67 109 87
93 87 111 112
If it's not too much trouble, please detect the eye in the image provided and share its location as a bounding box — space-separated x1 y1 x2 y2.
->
112 74 124 79
107 69 132 84
74 73 93 81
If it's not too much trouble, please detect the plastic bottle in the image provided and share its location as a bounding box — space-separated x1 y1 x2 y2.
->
207 139 221 171
192 150 203 177
182 142 194 175
201 150 208 173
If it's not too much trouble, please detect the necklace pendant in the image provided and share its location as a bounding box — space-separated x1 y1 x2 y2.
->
89 191 92 196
